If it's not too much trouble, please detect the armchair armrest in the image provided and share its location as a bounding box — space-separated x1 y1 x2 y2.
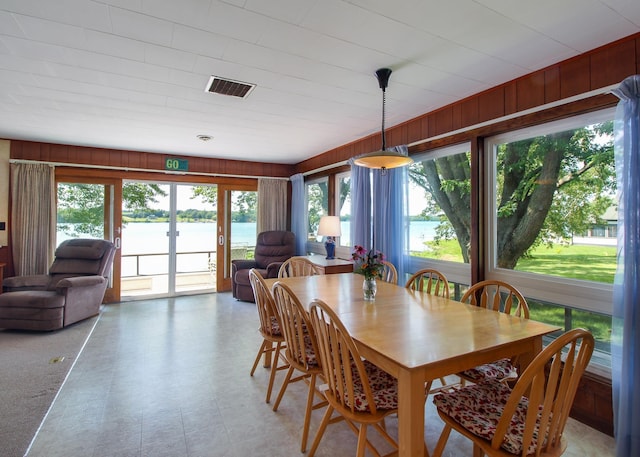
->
265 262 284 278
3 274 50 291
231 259 258 273
56 276 106 289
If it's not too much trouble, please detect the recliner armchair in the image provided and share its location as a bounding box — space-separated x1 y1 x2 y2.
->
232 231 295 302
0 238 116 331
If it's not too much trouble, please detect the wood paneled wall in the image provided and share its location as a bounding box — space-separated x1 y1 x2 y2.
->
295 32 639 174
10 142 295 179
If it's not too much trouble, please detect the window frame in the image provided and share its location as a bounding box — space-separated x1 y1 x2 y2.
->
406 142 472 288
484 108 615 316
305 175 329 256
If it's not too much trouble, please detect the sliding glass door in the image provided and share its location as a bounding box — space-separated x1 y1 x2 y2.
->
56 178 122 302
121 181 216 298
216 185 257 291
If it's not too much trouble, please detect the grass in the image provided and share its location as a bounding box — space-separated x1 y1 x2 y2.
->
413 240 616 284
412 240 615 347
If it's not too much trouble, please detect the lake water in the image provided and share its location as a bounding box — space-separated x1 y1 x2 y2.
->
58 220 438 275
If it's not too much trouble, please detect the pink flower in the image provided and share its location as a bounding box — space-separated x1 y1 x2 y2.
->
352 246 385 280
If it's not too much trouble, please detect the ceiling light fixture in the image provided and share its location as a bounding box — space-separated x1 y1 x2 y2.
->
197 134 213 141
353 68 413 171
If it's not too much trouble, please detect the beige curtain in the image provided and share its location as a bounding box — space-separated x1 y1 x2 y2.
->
257 178 288 233
11 163 56 275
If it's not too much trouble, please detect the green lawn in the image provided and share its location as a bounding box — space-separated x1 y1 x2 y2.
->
413 240 616 284
412 240 615 347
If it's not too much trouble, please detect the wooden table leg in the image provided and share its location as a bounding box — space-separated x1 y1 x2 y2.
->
398 368 429 457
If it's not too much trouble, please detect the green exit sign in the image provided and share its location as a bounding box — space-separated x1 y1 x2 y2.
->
165 157 188 172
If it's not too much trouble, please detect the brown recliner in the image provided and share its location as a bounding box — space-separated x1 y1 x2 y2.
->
0 238 116 331
231 231 295 302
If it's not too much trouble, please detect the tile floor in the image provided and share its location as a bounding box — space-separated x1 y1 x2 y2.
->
26 293 616 457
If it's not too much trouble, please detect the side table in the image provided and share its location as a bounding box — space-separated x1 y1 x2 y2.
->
304 255 353 275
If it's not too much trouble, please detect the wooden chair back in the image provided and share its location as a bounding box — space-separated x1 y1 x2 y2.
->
461 279 529 318
278 256 321 278
380 260 398 285
309 299 380 416
249 269 282 340
405 268 450 298
272 281 319 372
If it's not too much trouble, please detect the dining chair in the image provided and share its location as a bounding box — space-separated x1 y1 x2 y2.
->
458 280 530 384
307 298 400 457
278 256 321 278
405 268 451 392
404 268 450 298
248 269 289 404
432 328 595 457
380 260 398 284
271 281 326 453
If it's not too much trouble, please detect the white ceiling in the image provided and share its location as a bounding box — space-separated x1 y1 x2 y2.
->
0 0 638 165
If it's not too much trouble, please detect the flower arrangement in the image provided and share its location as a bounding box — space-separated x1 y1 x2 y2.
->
351 245 385 280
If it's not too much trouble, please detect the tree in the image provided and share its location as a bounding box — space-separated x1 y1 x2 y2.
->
58 182 167 237
307 181 328 235
233 191 257 222
409 121 615 269
191 186 217 206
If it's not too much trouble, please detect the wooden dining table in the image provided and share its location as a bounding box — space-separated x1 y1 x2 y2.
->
264 272 560 457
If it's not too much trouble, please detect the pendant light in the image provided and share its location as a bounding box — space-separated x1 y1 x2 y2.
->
353 68 413 171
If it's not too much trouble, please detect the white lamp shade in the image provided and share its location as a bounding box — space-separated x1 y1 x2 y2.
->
317 216 342 237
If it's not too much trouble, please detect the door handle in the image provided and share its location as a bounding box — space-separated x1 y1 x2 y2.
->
114 237 121 249
218 235 224 246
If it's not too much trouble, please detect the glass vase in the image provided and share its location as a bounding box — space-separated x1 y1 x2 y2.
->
363 277 377 301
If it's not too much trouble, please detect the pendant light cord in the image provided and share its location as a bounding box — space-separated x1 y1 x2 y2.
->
381 87 386 151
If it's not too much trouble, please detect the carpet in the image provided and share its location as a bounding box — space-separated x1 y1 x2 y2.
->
0 316 98 457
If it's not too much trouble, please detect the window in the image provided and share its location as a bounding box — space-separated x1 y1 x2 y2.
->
306 177 328 243
336 172 351 247
486 109 615 369
406 144 472 289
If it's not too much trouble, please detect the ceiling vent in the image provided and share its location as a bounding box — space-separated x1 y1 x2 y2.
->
205 76 255 98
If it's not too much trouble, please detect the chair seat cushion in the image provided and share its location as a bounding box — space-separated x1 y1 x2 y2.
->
302 333 318 366
459 358 517 382
348 359 398 412
0 291 65 309
433 382 542 455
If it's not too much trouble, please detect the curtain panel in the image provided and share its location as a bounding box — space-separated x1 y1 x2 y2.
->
612 74 640 457
348 158 372 250
10 163 56 276
257 178 288 234
290 173 306 255
372 145 409 282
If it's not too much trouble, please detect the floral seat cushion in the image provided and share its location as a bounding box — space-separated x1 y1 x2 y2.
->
267 315 282 336
459 357 517 382
433 381 542 455
301 333 318 366
345 359 398 412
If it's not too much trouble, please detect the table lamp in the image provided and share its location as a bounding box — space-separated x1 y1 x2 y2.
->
317 216 341 259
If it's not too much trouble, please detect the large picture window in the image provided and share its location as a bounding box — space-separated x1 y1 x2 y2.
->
306 177 328 243
486 109 616 370
407 144 472 287
337 172 351 247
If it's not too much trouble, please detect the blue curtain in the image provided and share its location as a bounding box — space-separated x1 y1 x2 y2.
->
612 75 640 457
290 173 307 255
349 158 372 250
372 145 409 281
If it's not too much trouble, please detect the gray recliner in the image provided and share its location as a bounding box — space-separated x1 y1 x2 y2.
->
0 238 116 331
